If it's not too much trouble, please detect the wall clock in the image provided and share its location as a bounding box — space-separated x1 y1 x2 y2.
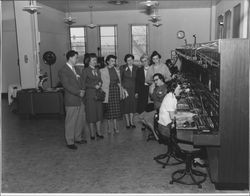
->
177 30 185 39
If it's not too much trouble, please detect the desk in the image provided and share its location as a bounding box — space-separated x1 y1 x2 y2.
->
175 110 220 146
17 89 64 116
176 42 249 189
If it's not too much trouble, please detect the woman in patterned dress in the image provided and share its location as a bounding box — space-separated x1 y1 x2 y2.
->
100 55 122 134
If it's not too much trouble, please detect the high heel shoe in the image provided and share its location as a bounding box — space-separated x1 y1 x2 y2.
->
130 123 136 128
90 136 95 140
114 128 119 133
96 133 104 139
141 123 146 131
126 125 131 129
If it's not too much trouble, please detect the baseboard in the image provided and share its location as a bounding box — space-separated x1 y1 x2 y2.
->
2 93 8 99
215 183 249 190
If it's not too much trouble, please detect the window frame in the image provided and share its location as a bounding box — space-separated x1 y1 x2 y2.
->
98 25 118 57
224 10 232 38
130 24 149 61
217 15 224 39
233 3 241 38
69 26 87 64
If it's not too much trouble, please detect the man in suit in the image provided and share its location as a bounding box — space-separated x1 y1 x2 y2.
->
58 50 87 150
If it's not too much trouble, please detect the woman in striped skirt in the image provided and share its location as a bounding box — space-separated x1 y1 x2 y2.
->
100 55 122 133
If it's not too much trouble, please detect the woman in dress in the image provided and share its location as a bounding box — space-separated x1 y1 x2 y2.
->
135 54 150 130
81 53 104 140
100 55 122 134
120 54 138 128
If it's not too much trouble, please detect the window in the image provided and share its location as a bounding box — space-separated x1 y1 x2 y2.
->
70 27 86 64
224 10 231 38
99 26 117 57
233 3 241 38
217 15 224 39
131 25 148 61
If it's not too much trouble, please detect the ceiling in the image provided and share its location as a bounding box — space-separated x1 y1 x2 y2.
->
37 0 219 12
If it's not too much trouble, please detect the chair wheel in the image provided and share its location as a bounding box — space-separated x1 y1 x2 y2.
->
162 165 166 168
169 181 173 184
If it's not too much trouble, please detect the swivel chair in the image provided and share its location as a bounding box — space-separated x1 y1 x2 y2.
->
169 121 207 188
151 113 183 168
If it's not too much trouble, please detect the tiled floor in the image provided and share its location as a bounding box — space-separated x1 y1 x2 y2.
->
1 99 248 194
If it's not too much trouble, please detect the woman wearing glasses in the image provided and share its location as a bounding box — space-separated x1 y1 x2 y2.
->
142 73 168 133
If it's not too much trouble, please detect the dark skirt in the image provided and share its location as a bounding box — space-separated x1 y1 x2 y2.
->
104 84 122 119
122 87 136 114
137 85 149 114
158 123 171 138
85 88 103 123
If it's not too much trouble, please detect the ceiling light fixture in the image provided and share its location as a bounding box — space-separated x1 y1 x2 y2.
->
149 17 161 23
152 22 162 27
23 0 42 14
140 0 159 7
108 0 128 5
87 4 97 29
64 15 76 25
64 0 76 25
149 7 160 22
140 0 160 17
147 2 162 27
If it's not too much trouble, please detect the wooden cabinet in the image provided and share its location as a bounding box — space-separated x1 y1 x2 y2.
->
214 39 249 189
17 90 64 116
176 39 249 190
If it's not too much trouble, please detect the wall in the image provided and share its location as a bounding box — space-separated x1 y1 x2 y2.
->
2 1 69 92
37 3 70 88
72 8 211 65
215 0 248 38
14 1 39 90
2 1 20 93
2 5 212 91
0 0 2 93
248 0 250 38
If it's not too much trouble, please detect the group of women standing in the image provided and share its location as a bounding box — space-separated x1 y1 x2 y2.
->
80 51 173 140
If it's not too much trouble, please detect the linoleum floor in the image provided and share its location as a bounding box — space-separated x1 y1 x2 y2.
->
1 99 247 194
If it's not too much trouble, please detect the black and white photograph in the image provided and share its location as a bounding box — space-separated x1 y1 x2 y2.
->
1 0 249 195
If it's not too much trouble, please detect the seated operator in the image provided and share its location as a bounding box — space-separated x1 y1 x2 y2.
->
141 73 168 132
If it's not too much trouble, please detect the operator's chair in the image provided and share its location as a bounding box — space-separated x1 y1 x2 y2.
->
169 121 207 188
145 110 158 141
145 104 157 142
151 112 183 168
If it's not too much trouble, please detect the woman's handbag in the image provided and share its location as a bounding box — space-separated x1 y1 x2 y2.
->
95 88 106 102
